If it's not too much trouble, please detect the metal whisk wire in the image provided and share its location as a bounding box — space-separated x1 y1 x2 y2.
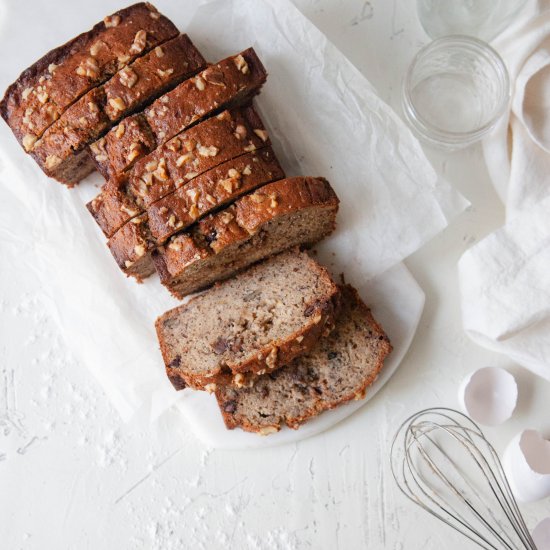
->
390 408 536 549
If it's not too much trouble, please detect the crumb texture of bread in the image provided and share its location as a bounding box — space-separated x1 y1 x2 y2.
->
153 176 339 298
91 48 267 179
216 285 393 434
155 249 341 390
1 3 179 148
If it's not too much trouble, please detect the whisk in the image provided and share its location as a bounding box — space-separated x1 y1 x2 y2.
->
390 408 537 549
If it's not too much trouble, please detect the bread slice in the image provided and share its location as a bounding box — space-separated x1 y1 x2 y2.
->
216 285 392 434
107 147 285 281
155 249 341 391
87 105 269 237
29 34 206 184
91 48 267 179
153 176 339 299
1 3 178 151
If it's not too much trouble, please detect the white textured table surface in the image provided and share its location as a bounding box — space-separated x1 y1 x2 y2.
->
1 1 549 549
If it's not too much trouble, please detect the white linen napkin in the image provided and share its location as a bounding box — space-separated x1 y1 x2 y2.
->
460 4 550 381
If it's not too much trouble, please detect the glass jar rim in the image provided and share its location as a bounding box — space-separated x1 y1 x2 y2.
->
402 35 511 147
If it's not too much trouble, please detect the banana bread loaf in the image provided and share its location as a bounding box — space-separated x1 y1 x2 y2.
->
87 105 269 237
91 48 267 179
107 147 285 281
29 34 205 184
216 285 392 434
0 3 178 151
153 176 340 299
155 249 341 391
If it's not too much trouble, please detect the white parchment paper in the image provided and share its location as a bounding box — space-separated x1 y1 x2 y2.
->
0 0 467 421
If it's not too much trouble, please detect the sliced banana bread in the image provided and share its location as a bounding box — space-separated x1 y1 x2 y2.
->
87 106 269 237
216 285 392 434
107 147 285 281
29 34 205 184
1 3 178 150
91 48 268 179
153 176 339 299
155 249 341 391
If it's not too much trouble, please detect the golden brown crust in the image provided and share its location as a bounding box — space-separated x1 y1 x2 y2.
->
148 147 285 244
1 3 179 147
87 105 270 236
29 34 205 184
153 177 340 297
92 47 268 179
217 286 393 434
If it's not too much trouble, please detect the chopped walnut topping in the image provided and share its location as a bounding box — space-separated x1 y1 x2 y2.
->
22 134 37 151
233 373 245 388
154 158 169 180
234 54 249 74
149 9 160 19
104 14 121 27
259 426 278 436
22 87 33 101
130 30 147 54
45 155 62 170
167 138 181 152
155 46 165 57
127 148 141 163
109 97 126 112
78 116 88 126
250 193 265 203
186 188 200 203
242 164 252 176
134 244 146 257
194 76 206 91
233 124 247 140
189 204 199 219
121 205 139 216
89 41 105 57
183 139 196 152
227 168 240 179
119 67 138 88
266 347 278 369
157 68 174 78
270 198 278 209
184 172 198 182
76 57 100 78
115 124 126 138
145 160 158 172
203 68 225 86
88 102 99 113
253 129 269 142
197 145 219 157
205 194 216 205
168 241 182 252
176 153 193 167
243 143 256 152
312 313 323 324
118 54 131 67
95 153 108 162
219 212 234 224
124 260 134 269
204 383 217 393
47 63 58 74
167 214 176 228
36 91 49 104
296 335 304 343
220 179 233 193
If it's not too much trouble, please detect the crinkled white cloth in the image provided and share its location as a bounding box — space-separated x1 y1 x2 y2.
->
460 3 550 381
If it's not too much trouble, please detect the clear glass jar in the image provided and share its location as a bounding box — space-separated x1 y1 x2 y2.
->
417 0 529 41
402 36 510 149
